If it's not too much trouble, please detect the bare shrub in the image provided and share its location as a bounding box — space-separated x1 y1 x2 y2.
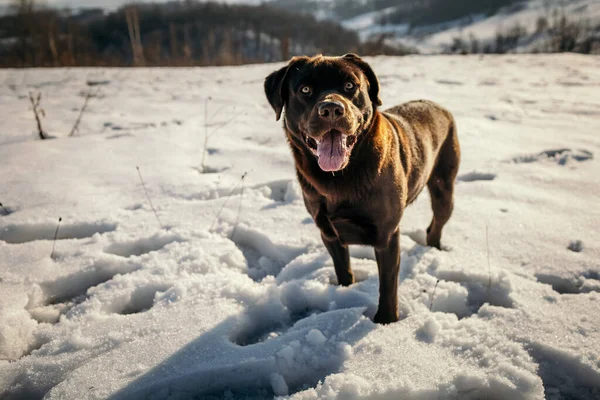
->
28 91 48 140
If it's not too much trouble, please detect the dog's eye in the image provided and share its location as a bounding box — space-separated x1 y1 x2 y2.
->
345 82 355 91
300 86 311 95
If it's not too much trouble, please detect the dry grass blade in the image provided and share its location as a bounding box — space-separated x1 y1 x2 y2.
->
209 172 248 233
200 98 246 173
136 166 164 229
230 173 247 240
29 91 47 140
69 89 98 136
50 217 62 259
429 279 440 311
486 225 492 292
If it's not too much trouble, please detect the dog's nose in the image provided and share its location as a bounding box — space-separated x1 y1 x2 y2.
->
318 101 345 121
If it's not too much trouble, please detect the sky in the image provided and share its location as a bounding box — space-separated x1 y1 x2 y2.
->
0 0 262 13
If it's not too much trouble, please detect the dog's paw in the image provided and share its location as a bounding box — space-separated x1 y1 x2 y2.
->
373 309 399 325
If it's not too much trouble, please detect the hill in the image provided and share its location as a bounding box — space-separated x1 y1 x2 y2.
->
344 0 600 53
269 0 600 54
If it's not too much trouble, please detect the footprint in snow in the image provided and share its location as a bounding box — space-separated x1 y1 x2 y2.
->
27 259 141 324
567 240 584 253
0 221 117 244
229 224 306 282
191 165 229 174
526 341 600 399
255 179 301 203
106 133 134 140
225 303 371 397
124 203 143 211
435 79 464 86
426 272 514 320
111 284 172 315
536 270 600 295
104 233 183 258
231 306 325 346
511 148 593 165
0 203 15 216
457 171 497 183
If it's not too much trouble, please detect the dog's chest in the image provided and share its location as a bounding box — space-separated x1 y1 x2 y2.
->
324 202 380 246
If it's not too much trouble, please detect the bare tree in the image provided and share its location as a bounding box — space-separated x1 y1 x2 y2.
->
11 0 37 66
169 23 178 63
125 6 145 66
48 20 59 66
550 11 587 52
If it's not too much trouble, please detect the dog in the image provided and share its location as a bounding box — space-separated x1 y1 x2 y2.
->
264 54 460 324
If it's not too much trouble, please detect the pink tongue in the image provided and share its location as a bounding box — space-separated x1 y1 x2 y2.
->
317 130 346 172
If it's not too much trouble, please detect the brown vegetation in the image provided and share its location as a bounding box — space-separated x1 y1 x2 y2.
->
0 0 411 68
28 91 47 140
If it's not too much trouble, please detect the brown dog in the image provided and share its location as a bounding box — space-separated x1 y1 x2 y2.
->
264 54 460 324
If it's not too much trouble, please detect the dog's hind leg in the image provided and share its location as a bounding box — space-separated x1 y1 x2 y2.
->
426 119 460 250
322 234 354 286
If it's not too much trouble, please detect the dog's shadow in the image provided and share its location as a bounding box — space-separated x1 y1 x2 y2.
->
108 306 373 399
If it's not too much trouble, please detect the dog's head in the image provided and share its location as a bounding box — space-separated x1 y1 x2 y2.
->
264 54 381 172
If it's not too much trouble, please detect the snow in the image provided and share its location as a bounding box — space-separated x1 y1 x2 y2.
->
342 6 411 42
305 329 327 346
1 54 600 399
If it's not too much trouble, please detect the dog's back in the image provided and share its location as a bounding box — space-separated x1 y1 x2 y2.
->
383 100 459 205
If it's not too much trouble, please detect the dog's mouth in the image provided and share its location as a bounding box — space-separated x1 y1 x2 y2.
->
305 130 357 172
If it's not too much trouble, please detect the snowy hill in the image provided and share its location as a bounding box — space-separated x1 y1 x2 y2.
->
340 0 600 53
1 54 600 399
268 0 600 53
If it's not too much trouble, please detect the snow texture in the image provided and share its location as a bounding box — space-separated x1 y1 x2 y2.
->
1 54 600 399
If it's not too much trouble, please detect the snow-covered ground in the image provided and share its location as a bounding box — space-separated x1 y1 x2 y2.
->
1 54 599 399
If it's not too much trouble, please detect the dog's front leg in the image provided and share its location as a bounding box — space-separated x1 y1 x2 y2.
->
321 234 353 286
312 201 354 286
373 229 400 324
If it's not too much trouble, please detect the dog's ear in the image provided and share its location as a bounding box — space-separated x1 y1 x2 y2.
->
264 56 307 121
342 53 382 107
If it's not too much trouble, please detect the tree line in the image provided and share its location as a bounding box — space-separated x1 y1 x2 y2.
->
0 0 409 68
